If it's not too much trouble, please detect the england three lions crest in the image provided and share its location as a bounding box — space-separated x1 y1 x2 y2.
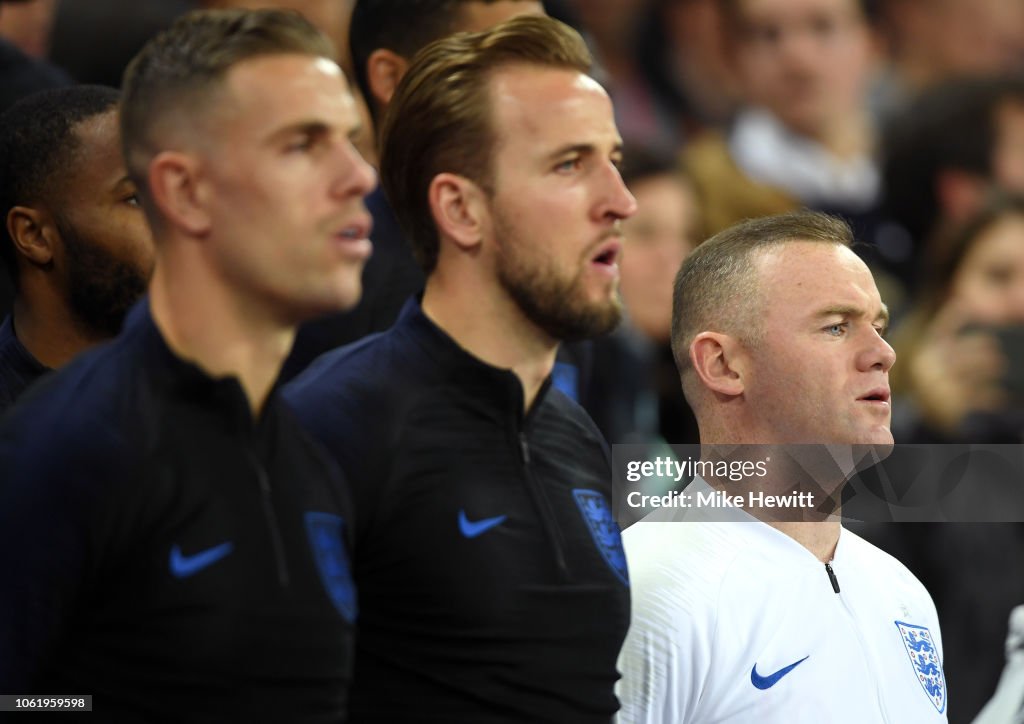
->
573 489 629 586
895 620 946 714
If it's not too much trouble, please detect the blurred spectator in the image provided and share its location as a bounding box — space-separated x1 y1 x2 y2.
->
562 0 681 152
647 0 743 133
48 0 193 86
881 76 1024 290
0 0 56 57
584 148 699 446
874 0 1024 120
0 0 70 114
890 193 1024 444
0 86 154 412
684 0 881 238
973 605 1024 724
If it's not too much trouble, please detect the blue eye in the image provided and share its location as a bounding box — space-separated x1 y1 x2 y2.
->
555 158 580 173
825 323 847 337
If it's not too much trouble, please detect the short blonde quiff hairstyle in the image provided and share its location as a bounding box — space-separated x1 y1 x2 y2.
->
379 14 592 274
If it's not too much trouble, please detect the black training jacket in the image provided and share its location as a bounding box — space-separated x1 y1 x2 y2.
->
285 298 631 723
0 301 357 723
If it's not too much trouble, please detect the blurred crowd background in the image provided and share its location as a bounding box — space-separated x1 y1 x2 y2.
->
2 0 1024 721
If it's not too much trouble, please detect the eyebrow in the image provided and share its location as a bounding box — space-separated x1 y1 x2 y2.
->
110 175 135 193
266 120 327 142
816 304 890 332
545 141 624 162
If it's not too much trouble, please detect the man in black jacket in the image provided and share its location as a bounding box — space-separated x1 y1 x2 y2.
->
286 15 634 722
281 0 545 380
0 9 375 720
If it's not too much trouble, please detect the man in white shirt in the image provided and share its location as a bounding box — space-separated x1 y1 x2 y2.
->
617 211 947 723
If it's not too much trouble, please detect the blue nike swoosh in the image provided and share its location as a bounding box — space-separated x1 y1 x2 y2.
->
458 510 507 539
750 656 809 690
169 541 234 579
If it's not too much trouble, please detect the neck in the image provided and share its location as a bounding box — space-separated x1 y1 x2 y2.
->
421 272 557 411
148 248 294 417
11 288 106 369
767 520 841 563
701 437 846 562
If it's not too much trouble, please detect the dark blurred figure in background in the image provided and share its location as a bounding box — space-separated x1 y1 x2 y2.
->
47 0 192 87
280 0 545 381
873 0 1024 121
0 85 153 412
684 0 881 239
881 76 1024 294
584 147 700 446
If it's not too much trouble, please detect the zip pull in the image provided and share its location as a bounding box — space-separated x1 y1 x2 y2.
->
825 562 840 594
519 432 531 464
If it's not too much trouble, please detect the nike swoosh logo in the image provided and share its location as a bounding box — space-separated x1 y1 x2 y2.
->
458 510 507 539
750 656 809 690
169 541 234 579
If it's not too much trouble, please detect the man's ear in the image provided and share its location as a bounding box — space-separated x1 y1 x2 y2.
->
428 172 488 252
6 205 57 267
366 48 409 109
690 331 746 397
148 151 212 237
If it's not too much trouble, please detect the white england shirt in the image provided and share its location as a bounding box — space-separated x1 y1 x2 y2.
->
617 481 947 723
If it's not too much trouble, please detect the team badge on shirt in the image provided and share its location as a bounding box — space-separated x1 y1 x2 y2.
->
305 512 358 623
895 620 946 713
572 489 629 586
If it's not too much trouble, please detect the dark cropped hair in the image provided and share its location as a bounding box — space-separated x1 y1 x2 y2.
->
350 0 531 122
0 85 120 281
380 14 592 274
121 8 334 216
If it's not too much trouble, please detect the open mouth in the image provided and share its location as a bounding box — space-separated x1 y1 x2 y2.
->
591 241 622 267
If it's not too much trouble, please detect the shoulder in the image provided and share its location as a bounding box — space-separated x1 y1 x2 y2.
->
1 337 145 477
618 521 749 724
285 327 414 408
625 521 748 617
537 386 609 451
842 527 934 598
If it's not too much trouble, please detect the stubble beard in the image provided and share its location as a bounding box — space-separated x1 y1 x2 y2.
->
57 217 151 339
493 209 622 342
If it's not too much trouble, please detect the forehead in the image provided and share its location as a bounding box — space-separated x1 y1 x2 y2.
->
59 109 124 192
71 109 120 156
755 242 880 314
488 65 617 151
219 53 356 135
